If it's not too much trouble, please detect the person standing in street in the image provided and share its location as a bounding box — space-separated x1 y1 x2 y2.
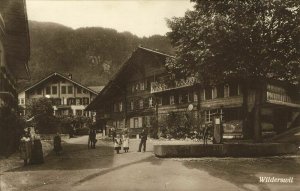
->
112 129 116 142
138 129 147 152
19 134 31 166
114 134 122 154
53 132 62 155
122 134 129 153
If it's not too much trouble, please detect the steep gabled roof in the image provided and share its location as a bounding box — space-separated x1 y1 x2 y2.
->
86 46 174 110
23 72 98 95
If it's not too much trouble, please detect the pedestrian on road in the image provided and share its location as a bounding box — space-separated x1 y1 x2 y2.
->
138 129 147 152
53 132 62 155
114 134 122 154
112 129 116 142
88 129 97 149
30 129 44 164
122 134 129 153
19 134 31 166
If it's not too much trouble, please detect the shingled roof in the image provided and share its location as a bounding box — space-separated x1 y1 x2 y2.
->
86 46 174 111
22 72 99 95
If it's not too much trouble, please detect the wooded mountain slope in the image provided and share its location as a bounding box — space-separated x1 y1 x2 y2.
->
19 21 173 89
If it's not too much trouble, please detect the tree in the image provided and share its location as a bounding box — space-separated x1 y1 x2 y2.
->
26 98 57 133
167 0 300 141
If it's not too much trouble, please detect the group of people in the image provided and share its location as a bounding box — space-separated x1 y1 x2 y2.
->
114 134 130 154
19 127 44 166
113 129 148 154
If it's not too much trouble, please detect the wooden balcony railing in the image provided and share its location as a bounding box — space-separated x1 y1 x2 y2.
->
151 77 197 93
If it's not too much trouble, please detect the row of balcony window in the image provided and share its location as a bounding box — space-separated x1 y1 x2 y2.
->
104 83 241 113
34 85 89 95
24 97 90 106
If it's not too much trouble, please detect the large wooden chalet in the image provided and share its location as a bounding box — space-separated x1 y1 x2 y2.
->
87 47 300 140
18 72 102 118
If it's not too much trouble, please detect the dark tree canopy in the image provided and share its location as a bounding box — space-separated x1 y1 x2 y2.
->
167 0 300 85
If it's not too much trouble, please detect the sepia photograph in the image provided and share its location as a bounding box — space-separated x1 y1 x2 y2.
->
0 0 299 190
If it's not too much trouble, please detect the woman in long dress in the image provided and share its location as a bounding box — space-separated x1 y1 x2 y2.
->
30 130 44 164
53 133 62 155
20 135 31 166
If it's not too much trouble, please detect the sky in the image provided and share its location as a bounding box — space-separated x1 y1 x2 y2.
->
26 0 194 37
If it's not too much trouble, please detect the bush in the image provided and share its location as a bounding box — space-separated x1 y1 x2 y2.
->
0 104 26 155
160 111 198 139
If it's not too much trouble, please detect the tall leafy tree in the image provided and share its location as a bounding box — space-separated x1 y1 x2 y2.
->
167 0 300 141
26 98 56 133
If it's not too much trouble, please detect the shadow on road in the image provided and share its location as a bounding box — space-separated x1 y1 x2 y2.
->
182 157 300 191
7 141 115 172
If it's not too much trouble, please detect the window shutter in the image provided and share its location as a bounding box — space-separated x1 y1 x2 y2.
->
138 117 143 128
144 98 149 108
130 118 134 128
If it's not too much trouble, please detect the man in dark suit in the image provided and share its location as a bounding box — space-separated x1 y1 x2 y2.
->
138 129 147 152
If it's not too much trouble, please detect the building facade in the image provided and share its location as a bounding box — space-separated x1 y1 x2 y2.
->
18 72 101 118
0 0 30 154
87 47 300 139
0 0 30 109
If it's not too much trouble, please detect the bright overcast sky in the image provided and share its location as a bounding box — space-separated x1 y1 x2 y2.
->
26 0 194 37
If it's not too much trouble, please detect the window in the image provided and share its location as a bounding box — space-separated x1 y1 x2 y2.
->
139 99 143 109
114 103 118 112
158 97 162 106
170 95 175 105
82 98 89 105
77 87 82 94
229 83 239 97
52 86 57 94
67 98 75 105
61 86 66 94
224 84 229 98
37 88 42 95
140 82 145 90
149 97 153 107
76 110 83 116
134 118 139 128
119 102 123 112
135 83 139 91
68 86 73 94
21 98 24 105
46 86 51 95
217 85 224 98
53 98 61 105
83 89 88 94
212 87 217 99
83 111 89 117
76 98 82 105
130 101 134 110
188 92 193 102
205 109 224 123
205 110 212 123
193 92 198 102
205 87 212 100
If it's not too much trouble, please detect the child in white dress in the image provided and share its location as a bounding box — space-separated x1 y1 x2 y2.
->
123 134 129 153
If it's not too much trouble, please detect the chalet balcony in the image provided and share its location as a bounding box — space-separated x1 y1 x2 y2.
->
150 77 197 93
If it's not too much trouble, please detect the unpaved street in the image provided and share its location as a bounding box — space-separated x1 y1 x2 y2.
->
1 136 299 191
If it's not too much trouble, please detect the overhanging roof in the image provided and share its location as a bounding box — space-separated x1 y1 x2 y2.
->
85 46 174 111
22 72 99 95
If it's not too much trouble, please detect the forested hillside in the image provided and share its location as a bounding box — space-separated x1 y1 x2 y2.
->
18 21 173 90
